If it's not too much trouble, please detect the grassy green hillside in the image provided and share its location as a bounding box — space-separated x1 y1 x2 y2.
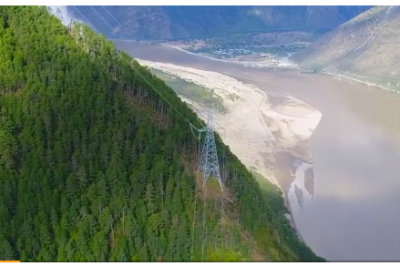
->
148 68 226 113
0 6 324 262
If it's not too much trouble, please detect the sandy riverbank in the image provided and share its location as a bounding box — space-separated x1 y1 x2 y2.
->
137 59 322 197
115 40 400 260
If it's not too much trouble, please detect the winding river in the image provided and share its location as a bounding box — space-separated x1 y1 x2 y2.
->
115 41 400 261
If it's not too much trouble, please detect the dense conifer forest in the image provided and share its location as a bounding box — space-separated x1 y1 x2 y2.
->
0 6 325 262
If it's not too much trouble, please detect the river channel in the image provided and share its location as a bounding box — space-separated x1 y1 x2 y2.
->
115 41 400 261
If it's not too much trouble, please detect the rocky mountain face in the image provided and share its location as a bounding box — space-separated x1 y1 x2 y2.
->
291 6 400 91
67 6 371 40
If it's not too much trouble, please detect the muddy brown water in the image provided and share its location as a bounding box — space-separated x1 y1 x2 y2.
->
115 41 400 261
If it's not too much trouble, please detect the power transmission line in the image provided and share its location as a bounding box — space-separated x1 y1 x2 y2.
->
90 6 114 31
73 7 227 261
101 6 121 27
71 6 99 33
82 5 204 136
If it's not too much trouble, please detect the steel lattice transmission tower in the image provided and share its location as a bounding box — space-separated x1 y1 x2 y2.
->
198 110 224 191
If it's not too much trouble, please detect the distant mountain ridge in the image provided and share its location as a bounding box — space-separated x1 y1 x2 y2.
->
290 6 400 92
66 6 371 40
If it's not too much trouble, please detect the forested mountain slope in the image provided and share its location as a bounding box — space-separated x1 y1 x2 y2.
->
291 6 400 91
0 6 323 262
67 6 371 40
